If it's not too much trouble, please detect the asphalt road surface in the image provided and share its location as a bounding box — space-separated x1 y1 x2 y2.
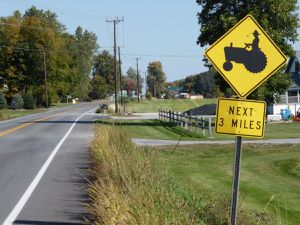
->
0 102 100 225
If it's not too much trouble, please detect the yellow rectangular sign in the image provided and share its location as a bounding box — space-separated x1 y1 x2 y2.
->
215 98 266 138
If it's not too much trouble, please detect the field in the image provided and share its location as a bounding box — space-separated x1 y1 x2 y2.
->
157 144 300 225
124 98 216 113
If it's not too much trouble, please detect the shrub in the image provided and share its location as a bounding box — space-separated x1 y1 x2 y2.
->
0 92 7 110
146 91 152 100
10 94 24 109
23 92 36 109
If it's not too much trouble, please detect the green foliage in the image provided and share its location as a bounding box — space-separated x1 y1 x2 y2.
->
196 0 299 102
250 71 293 103
180 71 216 97
92 51 115 98
0 92 7 109
0 7 98 106
23 92 36 109
124 66 144 96
145 91 153 100
147 61 167 98
10 93 24 109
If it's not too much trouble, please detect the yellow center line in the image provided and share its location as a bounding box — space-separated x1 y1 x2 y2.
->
0 107 81 137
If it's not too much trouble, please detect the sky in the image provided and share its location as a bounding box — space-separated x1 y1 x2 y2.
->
1 0 300 83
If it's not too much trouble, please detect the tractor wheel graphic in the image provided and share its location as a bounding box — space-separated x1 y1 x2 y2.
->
244 51 267 73
223 61 233 71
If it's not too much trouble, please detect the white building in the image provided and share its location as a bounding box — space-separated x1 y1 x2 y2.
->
269 51 300 115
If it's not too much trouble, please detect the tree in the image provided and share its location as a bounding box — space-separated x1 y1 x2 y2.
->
92 51 115 98
0 91 7 109
124 67 144 96
196 0 298 102
0 6 99 106
23 92 36 109
10 93 24 109
147 61 167 98
71 26 98 100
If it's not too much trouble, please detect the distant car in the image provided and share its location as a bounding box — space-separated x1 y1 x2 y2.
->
100 104 108 110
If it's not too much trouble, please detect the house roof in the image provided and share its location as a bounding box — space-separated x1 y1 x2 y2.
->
286 51 300 73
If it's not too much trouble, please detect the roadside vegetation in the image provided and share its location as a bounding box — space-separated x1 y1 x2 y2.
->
97 118 300 141
88 125 273 225
0 102 73 121
159 144 300 225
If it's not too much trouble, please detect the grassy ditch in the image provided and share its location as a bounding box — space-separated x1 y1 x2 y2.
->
88 125 269 225
159 144 300 225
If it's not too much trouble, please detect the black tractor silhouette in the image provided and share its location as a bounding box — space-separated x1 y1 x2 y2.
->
223 30 267 73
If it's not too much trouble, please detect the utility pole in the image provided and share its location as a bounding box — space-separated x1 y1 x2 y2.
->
43 50 48 108
145 71 147 94
118 46 123 106
135 58 141 103
106 17 123 113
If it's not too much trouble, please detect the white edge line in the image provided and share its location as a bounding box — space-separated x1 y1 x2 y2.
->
2 107 97 225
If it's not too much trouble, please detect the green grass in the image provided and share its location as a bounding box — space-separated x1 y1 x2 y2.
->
98 118 300 141
0 108 46 121
0 103 73 121
157 144 300 225
125 98 216 113
97 119 206 140
264 122 300 139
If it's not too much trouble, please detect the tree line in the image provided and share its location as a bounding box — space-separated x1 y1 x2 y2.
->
0 6 168 109
0 6 100 108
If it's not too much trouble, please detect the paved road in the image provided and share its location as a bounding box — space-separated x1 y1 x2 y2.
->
0 102 100 225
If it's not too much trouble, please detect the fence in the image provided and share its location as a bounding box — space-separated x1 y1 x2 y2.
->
159 109 215 137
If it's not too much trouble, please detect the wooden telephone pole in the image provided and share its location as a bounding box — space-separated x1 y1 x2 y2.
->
134 57 141 103
106 17 123 113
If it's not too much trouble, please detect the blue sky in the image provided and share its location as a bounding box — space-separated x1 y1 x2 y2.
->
1 0 300 82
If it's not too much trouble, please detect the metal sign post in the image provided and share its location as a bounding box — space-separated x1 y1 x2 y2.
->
230 136 242 225
204 14 287 225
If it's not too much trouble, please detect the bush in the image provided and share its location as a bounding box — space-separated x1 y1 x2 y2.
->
0 92 7 110
10 94 24 109
23 92 36 109
146 91 152 100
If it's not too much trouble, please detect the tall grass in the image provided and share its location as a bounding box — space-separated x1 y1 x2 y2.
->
88 125 267 225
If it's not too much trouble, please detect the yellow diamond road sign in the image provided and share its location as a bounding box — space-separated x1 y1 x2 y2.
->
216 98 266 138
205 15 287 97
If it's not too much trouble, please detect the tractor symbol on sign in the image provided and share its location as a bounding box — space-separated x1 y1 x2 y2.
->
223 30 267 73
